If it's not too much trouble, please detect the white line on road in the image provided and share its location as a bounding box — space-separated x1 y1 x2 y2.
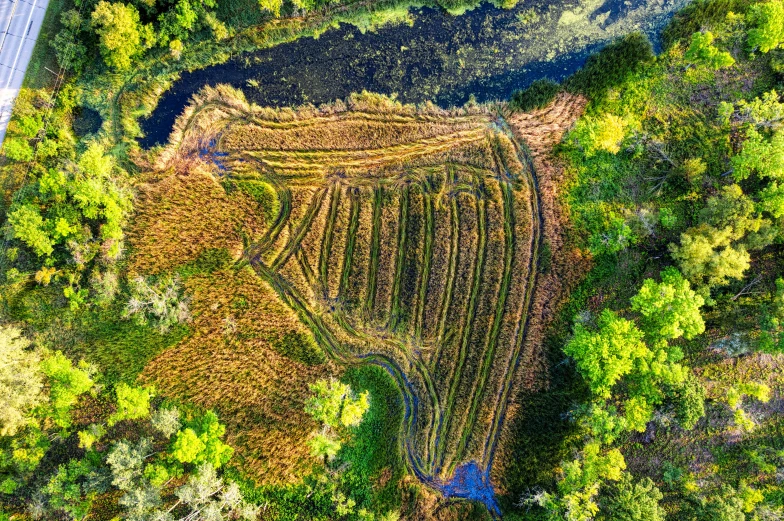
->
0 0 51 146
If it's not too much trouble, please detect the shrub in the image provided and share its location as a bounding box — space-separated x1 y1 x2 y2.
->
662 0 752 49
4 138 34 162
684 31 735 69
747 0 784 53
509 79 560 112
566 33 654 100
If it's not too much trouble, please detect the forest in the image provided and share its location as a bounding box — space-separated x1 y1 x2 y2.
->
0 0 783 519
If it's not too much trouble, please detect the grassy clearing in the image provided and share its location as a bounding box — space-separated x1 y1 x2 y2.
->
22 0 67 90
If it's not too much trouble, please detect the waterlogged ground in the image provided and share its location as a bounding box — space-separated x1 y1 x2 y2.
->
141 0 687 146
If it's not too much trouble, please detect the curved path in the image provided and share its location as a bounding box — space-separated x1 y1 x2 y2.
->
240 118 543 517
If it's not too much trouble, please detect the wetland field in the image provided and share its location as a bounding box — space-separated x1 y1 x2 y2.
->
2 0 784 519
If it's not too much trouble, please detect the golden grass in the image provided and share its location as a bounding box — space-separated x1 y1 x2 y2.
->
142 86 590 490
128 165 266 276
141 267 335 484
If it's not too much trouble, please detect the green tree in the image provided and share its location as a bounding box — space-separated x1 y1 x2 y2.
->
6 204 54 257
108 384 154 426
631 267 705 343
170 428 205 464
305 379 370 429
599 474 665 521
258 0 283 16
685 31 735 69
51 9 88 73
671 225 751 289
170 411 233 468
39 352 94 429
44 458 100 521
732 128 784 182
90 1 145 71
537 441 626 521
747 0 784 53
309 432 343 461
3 138 33 162
0 327 43 437
564 310 648 399
672 374 706 430
573 113 629 156
697 486 746 521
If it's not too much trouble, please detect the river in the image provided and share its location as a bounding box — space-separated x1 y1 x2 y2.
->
140 0 688 147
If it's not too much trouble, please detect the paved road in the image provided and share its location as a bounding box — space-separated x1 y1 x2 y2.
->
0 0 49 146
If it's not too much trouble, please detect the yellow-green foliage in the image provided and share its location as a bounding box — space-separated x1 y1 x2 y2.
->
571 113 629 155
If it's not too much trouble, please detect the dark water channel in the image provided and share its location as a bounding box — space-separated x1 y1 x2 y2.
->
140 0 687 147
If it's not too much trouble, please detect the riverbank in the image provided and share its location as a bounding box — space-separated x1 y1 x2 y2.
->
138 0 689 147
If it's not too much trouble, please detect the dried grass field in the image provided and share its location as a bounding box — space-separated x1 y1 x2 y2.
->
136 86 587 492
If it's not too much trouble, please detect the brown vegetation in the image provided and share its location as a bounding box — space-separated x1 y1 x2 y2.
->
141 267 335 483
127 165 266 276
142 86 589 494
491 93 592 488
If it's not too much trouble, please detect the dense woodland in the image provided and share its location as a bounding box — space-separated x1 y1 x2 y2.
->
0 0 783 519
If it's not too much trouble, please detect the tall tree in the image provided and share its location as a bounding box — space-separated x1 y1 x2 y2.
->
747 0 784 53
685 31 735 69
0 327 43 437
91 1 146 71
630 268 705 343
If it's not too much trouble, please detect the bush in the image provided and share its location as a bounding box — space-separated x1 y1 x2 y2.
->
4 138 34 162
661 0 753 49
509 79 560 112
565 33 654 101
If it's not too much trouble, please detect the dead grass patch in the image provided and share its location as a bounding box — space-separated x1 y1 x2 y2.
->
141 267 335 484
128 165 265 276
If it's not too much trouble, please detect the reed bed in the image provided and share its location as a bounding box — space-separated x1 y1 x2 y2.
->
147 86 586 487
327 186 354 300
446 181 507 470
420 180 454 350
260 185 316 264
432 193 478 410
222 118 483 152
371 190 401 326
343 187 374 311
395 185 425 336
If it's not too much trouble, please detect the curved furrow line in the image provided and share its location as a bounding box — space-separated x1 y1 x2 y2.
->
270 186 329 271
296 248 318 287
453 180 515 465
364 186 383 316
482 125 542 470
251 258 434 481
319 182 342 294
331 308 442 470
338 188 361 299
435 194 487 474
244 171 292 258
414 188 435 341
389 186 410 331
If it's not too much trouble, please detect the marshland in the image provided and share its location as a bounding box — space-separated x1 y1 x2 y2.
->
2 0 784 520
